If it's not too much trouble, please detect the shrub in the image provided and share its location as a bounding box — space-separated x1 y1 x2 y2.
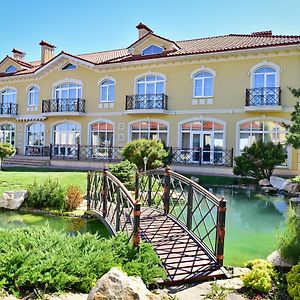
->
0 142 15 170
286 262 300 299
0 226 166 295
233 141 286 180
279 207 300 264
109 160 136 190
122 139 168 171
25 178 66 211
242 259 277 293
66 185 83 211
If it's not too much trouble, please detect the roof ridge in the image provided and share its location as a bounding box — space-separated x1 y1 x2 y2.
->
229 33 300 38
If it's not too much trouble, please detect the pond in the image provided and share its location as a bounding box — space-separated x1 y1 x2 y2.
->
0 210 110 238
0 182 288 267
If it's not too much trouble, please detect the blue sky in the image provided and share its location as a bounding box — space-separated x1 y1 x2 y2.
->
1 0 299 62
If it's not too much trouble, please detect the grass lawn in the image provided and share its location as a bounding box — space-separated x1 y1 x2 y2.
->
0 167 87 195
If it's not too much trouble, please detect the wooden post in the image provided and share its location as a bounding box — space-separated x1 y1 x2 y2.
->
216 197 227 266
163 166 170 215
186 183 193 230
147 174 152 207
135 169 139 202
115 186 121 232
87 171 91 211
133 201 141 248
102 166 108 218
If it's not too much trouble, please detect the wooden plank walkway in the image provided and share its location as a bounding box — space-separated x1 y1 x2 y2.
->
140 207 227 284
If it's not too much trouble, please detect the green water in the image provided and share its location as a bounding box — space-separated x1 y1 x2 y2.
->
0 210 110 238
208 187 287 266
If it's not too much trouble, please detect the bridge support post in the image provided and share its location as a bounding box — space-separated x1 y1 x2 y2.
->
133 201 141 248
187 183 193 230
87 171 91 211
102 166 108 218
216 197 227 266
135 170 139 201
115 186 121 232
148 174 152 207
163 166 170 215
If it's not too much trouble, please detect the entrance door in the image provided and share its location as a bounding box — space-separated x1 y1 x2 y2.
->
191 132 212 163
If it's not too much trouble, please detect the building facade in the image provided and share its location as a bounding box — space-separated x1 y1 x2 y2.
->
0 24 300 173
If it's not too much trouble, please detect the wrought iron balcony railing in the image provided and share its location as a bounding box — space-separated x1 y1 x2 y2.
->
125 93 168 110
42 98 85 113
245 87 281 106
0 103 18 115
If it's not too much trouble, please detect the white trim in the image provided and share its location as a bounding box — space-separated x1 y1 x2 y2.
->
235 116 292 168
0 121 16 146
25 83 40 92
133 72 167 95
250 61 281 88
97 76 117 86
87 118 115 146
26 84 40 107
190 66 216 78
61 62 78 71
50 120 82 145
177 117 226 149
98 76 116 103
52 78 83 98
128 118 170 146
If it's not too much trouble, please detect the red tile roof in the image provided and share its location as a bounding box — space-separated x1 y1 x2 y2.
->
1 31 300 78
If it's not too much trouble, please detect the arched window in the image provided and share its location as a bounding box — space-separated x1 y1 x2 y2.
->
239 120 288 166
52 122 81 157
130 121 168 144
137 75 164 95
55 83 82 99
0 123 15 146
253 67 277 89
90 122 114 159
27 86 39 106
100 79 115 102
26 123 45 146
5 65 17 73
142 45 164 56
180 120 224 164
193 71 214 97
1 88 16 104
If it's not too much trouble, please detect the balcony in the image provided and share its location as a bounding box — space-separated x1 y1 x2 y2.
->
245 87 282 111
42 98 85 115
125 94 168 114
0 103 18 116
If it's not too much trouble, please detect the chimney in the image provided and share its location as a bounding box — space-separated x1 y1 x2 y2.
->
136 23 153 39
251 30 272 37
12 48 26 61
39 40 56 64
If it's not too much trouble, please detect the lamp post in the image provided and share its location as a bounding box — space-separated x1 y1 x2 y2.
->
143 156 148 173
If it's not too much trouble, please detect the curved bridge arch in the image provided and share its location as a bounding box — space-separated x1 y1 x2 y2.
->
87 167 228 284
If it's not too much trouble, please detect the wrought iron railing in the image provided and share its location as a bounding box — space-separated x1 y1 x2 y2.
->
125 94 168 110
0 103 18 115
137 167 226 265
87 168 137 238
245 87 281 106
42 98 85 113
49 144 123 161
167 147 234 167
25 145 50 156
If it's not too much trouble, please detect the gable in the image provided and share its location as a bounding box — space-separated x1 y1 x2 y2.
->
129 34 180 56
0 57 23 74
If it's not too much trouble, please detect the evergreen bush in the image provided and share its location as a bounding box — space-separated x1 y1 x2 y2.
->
286 262 300 299
109 160 136 190
0 226 165 295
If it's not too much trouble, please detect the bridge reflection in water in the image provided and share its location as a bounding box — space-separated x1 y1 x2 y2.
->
87 166 228 284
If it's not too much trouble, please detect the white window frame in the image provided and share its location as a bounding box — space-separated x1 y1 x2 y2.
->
26 85 40 107
0 122 16 147
135 74 166 95
141 44 164 56
191 67 216 98
99 78 116 102
250 61 280 88
0 87 17 104
26 122 45 147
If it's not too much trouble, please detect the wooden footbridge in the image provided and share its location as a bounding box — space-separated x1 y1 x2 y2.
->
86 167 227 284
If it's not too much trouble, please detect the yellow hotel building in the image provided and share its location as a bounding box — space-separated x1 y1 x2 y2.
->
0 23 300 174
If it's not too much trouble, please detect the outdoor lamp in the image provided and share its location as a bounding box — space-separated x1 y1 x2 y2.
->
143 156 148 172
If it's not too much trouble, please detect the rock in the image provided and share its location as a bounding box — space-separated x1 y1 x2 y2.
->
267 250 292 268
225 293 247 300
259 179 271 187
215 277 244 290
231 267 251 278
284 183 300 195
88 267 159 300
270 176 290 190
48 293 88 300
261 186 277 194
0 191 27 210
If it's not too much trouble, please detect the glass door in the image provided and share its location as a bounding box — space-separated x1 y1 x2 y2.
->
190 132 212 163
191 132 201 163
202 133 212 163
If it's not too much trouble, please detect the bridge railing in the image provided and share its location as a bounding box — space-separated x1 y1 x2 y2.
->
87 168 140 245
137 166 226 265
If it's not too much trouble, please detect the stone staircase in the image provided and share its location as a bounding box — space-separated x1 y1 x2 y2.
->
3 155 51 167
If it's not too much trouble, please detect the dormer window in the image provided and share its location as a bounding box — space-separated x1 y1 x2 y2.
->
5 65 17 73
61 63 77 70
141 45 164 56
